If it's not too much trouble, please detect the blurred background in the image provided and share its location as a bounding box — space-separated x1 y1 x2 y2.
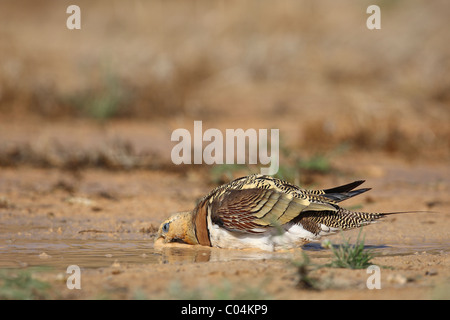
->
0 0 449 180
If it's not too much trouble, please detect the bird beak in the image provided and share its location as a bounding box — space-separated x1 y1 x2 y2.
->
154 225 166 244
154 233 166 247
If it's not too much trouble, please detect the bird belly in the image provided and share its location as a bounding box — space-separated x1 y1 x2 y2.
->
207 220 316 251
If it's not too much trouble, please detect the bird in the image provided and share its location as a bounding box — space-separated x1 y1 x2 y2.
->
156 174 392 251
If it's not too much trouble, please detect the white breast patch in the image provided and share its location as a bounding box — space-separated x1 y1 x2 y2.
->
206 214 319 251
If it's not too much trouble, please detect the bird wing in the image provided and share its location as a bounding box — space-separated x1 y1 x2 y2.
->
208 187 338 234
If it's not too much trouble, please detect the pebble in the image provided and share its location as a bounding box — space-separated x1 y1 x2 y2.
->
387 274 407 285
425 269 438 276
39 252 51 259
111 260 121 268
65 197 94 206
0 196 12 208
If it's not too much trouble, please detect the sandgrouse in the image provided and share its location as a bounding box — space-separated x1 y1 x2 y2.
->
156 174 391 251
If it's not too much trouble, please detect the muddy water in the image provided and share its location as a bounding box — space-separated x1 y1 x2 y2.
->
0 239 156 269
1 236 448 271
0 237 292 269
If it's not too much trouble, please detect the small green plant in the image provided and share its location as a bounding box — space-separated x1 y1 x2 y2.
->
65 66 129 120
275 138 335 184
0 268 52 300
328 229 375 269
298 154 331 173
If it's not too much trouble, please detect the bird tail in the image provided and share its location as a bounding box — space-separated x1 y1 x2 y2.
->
314 209 430 232
303 208 382 232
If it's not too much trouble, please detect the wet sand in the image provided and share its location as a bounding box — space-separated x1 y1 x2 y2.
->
1 158 449 299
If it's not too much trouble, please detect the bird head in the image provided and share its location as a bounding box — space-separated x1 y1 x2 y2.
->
155 211 199 245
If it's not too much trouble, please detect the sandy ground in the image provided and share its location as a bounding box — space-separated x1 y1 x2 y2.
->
0 149 449 300
0 1 449 300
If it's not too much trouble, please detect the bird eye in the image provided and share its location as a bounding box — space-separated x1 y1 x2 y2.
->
162 222 170 233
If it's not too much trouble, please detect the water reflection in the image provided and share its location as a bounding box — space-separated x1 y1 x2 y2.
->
0 238 299 269
0 239 157 269
155 244 292 264
0 238 448 270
